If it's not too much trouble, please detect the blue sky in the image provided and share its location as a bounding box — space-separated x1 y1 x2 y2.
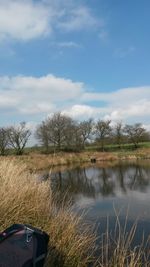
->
0 0 150 131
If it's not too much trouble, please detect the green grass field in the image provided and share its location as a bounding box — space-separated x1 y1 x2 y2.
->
85 141 150 152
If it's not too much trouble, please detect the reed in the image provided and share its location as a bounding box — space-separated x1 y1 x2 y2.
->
96 209 150 267
0 159 95 267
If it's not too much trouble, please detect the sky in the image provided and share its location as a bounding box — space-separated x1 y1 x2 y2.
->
0 0 150 134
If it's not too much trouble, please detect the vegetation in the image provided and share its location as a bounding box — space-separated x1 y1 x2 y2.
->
36 113 82 153
0 159 149 266
0 127 9 155
0 112 150 156
97 214 150 267
113 122 124 149
35 113 149 153
78 118 94 148
123 123 148 149
0 159 95 267
7 122 31 155
95 120 112 151
0 122 31 155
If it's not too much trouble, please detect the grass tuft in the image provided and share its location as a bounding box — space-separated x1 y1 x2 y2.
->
0 159 95 267
97 209 150 267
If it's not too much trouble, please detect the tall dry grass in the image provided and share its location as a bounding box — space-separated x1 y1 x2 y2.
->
8 151 119 171
0 159 95 267
97 211 150 267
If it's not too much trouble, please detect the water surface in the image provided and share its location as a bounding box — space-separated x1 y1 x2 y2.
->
44 160 150 245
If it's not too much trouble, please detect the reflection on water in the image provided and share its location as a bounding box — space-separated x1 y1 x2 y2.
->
42 160 150 243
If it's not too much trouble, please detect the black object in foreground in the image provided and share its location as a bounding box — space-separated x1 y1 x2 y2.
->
0 224 49 267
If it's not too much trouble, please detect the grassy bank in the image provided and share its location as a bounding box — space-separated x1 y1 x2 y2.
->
0 159 95 267
0 159 149 266
4 147 150 171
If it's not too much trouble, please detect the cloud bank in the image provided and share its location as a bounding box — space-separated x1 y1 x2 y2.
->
0 74 84 114
0 74 150 127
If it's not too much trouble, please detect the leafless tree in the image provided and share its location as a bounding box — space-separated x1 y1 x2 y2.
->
35 121 49 153
64 123 83 151
78 118 94 148
123 123 147 148
113 122 124 148
36 112 79 151
8 122 31 155
47 113 75 150
95 120 112 151
0 127 9 155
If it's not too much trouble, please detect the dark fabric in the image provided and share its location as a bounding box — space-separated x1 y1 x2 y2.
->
0 224 49 267
22 260 33 267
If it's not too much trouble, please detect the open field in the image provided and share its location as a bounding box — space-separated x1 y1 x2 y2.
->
85 142 150 152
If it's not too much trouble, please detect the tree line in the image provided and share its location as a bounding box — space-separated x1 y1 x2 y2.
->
0 112 149 155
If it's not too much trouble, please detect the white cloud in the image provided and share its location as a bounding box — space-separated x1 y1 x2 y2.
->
0 0 103 42
57 6 101 32
0 74 84 114
62 105 96 119
0 74 150 128
63 86 150 123
82 87 150 104
0 0 51 41
143 124 150 132
62 105 108 120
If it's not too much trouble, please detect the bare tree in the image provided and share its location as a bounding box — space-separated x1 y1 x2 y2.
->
78 118 93 148
8 122 31 155
0 127 9 155
47 113 75 150
64 123 83 151
95 120 112 151
35 121 49 153
36 112 78 151
123 123 147 148
113 122 124 148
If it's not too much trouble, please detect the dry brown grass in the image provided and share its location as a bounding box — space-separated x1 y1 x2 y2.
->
0 159 95 267
96 209 150 267
4 151 119 171
8 152 91 171
3 148 150 172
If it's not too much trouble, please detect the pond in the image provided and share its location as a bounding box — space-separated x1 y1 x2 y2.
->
40 160 150 247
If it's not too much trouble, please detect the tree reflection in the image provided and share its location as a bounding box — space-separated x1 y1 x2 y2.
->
51 167 96 206
117 165 127 193
127 165 149 191
97 168 115 197
41 162 150 207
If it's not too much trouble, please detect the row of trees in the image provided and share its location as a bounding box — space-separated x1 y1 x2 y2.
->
36 113 93 152
36 113 149 152
0 113 149 155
